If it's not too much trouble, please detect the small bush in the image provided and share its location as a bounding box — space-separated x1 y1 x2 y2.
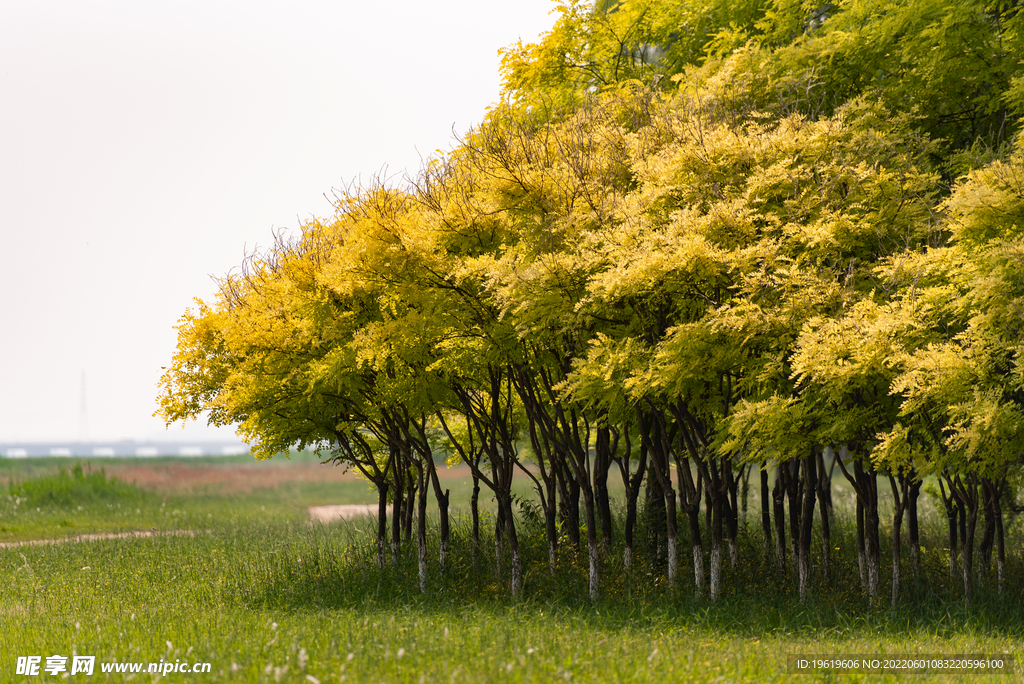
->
8 463 146 507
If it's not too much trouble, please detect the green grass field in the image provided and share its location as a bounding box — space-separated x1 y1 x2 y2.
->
1 455 1021 682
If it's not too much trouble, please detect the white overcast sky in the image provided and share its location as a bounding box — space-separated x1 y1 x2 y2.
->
0 0 557 442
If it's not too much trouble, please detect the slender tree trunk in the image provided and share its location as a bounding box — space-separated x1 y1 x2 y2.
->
963 500 976 603
546 476 558 576
583 488 600 601
594 426 614 548
760 466 773 563
856 493 866 590
376 483 389 570
646 470 666 567
498 494 523 598
864 474 881 604
741 464 750 530
688 507 703 598
980 479 996 582
438 490 450 576
403 473 416 544
907 479 921 584
817 484 831 584
416 463 428 593
772 466 787 575
940 478 958 584
710 490 724 602
495 494 505 582
798 452 817 603
618 427 645 574
820 447 836 518
816 451 831 582
557 463 581 550
786 461 801 570
891 496 903 609
391 468 403 566
957 495 967 559
471 472 481 570
665 487 679 590
426 459 450 576
851 461 881 603
704 482 713 544
956 475 979 604
623 511 635 571
726 463 740 569
888 474 908 609
995 487 1005 595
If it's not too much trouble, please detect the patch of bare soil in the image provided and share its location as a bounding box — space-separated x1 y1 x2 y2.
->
97 461 475 495
308 504 392 523
99 462 361 494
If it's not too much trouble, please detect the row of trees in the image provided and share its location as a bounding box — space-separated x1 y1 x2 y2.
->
159 0 1024 606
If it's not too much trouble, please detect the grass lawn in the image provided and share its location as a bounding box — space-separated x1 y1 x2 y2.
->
0 456 1021 682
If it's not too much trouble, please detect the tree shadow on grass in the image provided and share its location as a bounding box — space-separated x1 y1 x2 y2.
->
222 523 1024 641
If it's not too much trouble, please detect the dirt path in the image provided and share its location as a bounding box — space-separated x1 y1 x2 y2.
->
0 529 206 549
308 504 392 523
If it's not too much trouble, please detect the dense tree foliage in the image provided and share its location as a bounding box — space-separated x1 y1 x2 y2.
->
159 0 1024 605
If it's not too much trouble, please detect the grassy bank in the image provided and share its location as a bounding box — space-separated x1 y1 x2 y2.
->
0 457 1021 682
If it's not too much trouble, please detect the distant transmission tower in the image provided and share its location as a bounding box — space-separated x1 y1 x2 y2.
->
79 369 89 441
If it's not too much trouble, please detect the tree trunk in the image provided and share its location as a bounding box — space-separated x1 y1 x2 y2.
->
376 483 389 570
665 486 679 590
618 429 645 573
760 466 773 563
557 462 581 550
426 458 450 576
741 463 750 530
939 478 958 584
498 494 523 598
783 461 801 569
772 466 787 575
583 488 600 601
710 489 724 602
816 451 831 583
546 476 558 576
963 496 977 604
980 479 996 582
495 494 506 582
888 474 909 609
726 463 741 569
391 468 403 566
953 475 979 604
403 472 416 544
645 470 666 567
623 474 637 573
798 452 817 604
594 426 614 548
907 479 921 585
856 492 866 590
471 472 481 569
416 462 428 593
995 486 1005 595
688 507 703 598
864 471 881 604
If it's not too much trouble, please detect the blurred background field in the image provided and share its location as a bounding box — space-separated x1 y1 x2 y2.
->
0 452 535 544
